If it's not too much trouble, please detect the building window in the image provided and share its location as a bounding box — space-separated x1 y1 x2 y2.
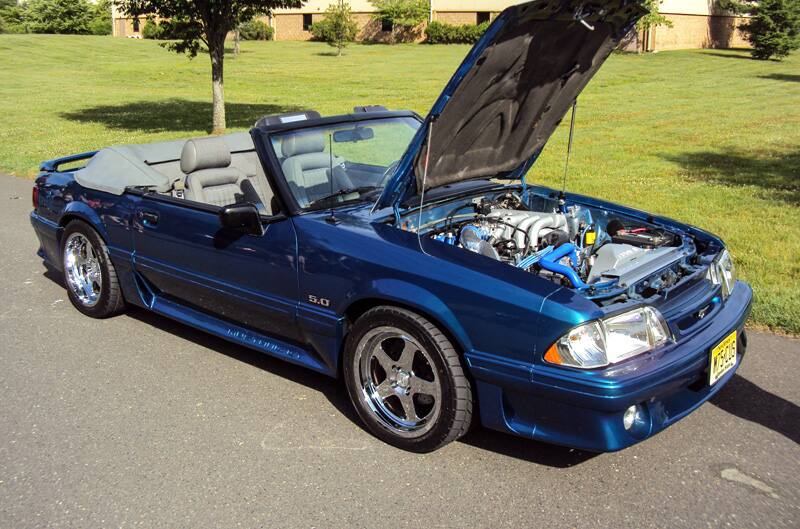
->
381 19 393 32
302 14 313 31
132 18 140 33
476 12 491 25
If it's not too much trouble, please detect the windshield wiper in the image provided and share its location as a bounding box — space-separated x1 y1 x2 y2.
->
308 186 380 209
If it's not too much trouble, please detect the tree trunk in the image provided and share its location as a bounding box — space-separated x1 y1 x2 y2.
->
234 27 241 57
210 42 226 134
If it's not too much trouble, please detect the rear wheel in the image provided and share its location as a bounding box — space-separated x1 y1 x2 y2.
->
343 306 473 452
61 221 125 318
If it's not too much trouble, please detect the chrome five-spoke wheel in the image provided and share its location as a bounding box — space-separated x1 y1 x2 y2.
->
344 306 473 452
356 327 442 437
63 232 103 307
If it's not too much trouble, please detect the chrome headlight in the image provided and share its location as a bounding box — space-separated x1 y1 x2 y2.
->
545 307 670 369
707 249 736 298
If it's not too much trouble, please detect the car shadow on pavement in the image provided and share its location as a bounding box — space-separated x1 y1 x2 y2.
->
41 266 600 467
458 429 597 467
127 304 597 466
126 306 361 421
710 374 800 445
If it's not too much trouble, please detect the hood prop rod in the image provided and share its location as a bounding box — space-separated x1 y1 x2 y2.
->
326 133 340 225
559 99 578 212
417 117 437 255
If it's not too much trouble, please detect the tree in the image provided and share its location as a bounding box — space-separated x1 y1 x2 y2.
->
637 0 672 32
369 0 428 43
233 24 241 56
724 0 800 60
311 0 358 55
115 1 303 134
635 0 672 52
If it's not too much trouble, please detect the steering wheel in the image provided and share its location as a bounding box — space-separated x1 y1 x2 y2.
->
379 160 401 187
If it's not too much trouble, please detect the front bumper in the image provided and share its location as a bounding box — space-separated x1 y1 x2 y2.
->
467 281 753 452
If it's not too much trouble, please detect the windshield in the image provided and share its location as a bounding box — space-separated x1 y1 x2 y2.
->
270 117 420 210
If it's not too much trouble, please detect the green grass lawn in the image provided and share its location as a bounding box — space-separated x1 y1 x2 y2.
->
1 35 798 334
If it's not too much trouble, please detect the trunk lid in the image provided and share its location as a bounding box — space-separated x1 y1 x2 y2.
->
375 0 647 211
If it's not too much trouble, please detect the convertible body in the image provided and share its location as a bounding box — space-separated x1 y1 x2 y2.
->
31 0 752 452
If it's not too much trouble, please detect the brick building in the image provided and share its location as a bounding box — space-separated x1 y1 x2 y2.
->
111 0 750 51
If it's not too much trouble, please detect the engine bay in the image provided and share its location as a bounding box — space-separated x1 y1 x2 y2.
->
418 190 712 305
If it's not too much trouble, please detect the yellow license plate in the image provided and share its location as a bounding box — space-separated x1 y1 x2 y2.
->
709 331 737 386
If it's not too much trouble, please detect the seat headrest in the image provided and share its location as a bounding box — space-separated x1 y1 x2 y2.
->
181 137 232 174
281 133 325 158
185 169 242 189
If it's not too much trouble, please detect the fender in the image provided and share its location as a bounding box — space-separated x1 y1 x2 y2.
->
61 200 110 242
345 278 474 355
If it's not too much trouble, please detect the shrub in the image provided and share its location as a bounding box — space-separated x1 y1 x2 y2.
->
8 0 111 35
311 1 359 55
142 19 163 39
140 18 188 40
425 20 489 44
88 17 111 35
0 5 27 33
88 0 111 35
25 0 95 34
370 0 428 43
239 18 273 40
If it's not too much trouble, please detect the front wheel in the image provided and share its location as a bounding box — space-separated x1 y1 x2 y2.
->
61 220 125 318
343 306 473 452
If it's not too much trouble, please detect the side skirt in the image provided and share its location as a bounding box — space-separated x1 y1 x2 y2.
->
149 295 336 377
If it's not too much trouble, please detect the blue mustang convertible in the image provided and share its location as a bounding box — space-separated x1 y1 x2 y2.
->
31 0 752 453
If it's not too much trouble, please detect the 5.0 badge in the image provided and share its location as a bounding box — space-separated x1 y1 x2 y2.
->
308 295 331 307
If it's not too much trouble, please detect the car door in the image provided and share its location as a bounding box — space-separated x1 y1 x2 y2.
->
130 193 301 343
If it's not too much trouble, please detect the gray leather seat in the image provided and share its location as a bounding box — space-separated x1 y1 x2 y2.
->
181 137 246 207
280 133 350 206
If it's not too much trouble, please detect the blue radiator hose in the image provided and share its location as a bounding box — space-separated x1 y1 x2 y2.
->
538 243 619 291
539 243 590 290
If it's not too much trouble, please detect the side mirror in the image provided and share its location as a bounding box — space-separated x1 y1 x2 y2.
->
219 203 263 236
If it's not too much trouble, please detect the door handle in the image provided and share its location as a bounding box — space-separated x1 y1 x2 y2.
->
138 210 159 226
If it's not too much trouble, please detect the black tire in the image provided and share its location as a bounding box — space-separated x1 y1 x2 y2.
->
61 220 125 318
343 306 473 452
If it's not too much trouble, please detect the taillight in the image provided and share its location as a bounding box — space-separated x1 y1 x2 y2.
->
32 185 39 209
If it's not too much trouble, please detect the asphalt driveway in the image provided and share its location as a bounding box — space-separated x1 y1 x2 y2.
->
1 174 798 528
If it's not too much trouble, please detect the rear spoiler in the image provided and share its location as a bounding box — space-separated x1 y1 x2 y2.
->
40 151 97 173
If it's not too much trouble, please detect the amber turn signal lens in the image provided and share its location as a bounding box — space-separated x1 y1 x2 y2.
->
544 343 563 365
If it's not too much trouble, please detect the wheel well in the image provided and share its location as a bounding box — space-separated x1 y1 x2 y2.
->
58 215 103 244
343 298 468 365
59 214 87 228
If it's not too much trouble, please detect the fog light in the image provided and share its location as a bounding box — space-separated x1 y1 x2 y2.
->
623 405 641 430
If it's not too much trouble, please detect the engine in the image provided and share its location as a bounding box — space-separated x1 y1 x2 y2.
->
426 193 699 302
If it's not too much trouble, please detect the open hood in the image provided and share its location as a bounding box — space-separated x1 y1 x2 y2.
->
375 0 646 212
